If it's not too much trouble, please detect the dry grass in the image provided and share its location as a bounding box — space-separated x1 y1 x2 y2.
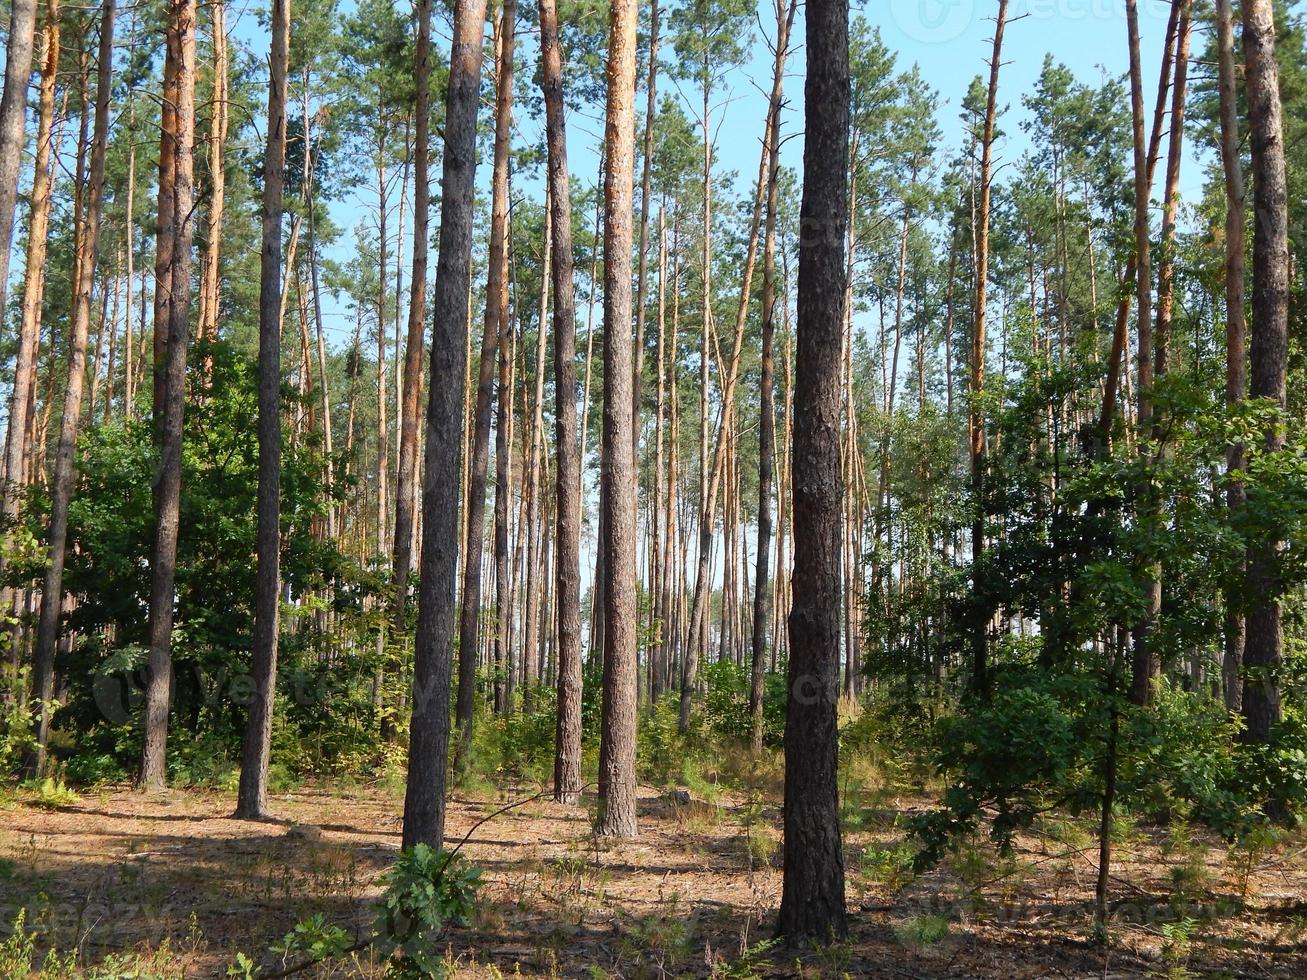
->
0 779 1303 977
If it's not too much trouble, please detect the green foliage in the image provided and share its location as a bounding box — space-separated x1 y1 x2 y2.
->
270 912 352 964
373 845 482 979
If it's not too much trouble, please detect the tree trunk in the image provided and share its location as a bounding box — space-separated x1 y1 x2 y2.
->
777 0 848 942
393 0 434 608
0 0 39 320
969 0 1007 695
196 0 228 345
596 0 639 840
234 0 289 821
1241 0 1290 746
751 0 795 753
1214 0 1246 714
401 0 489 850
1125 0 1158 706
139 0 196 792
455 2 514 755
25 0 114 777
2 0 60 536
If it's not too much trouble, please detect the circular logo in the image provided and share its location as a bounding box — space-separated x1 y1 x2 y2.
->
92 668 146 726
888 0 977 44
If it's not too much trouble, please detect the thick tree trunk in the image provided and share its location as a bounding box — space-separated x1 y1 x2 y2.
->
1241 0 1290 746
25 0 114 777
455 3 515 754
393 0 434 608
401 0 489 850
234 0 289 821
596 0 639 840
1214 0 1246 713
777 0 848 942
140 0 196 792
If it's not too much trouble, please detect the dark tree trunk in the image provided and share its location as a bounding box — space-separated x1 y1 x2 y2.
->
596 0 639 840
401 0 490 850
538 0 582 804
234 0 289 820
776 0 848 944
1241 0 1290 745
455 2 515 756
140 0 196 792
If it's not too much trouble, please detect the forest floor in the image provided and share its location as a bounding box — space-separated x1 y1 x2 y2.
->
0 777 1304 978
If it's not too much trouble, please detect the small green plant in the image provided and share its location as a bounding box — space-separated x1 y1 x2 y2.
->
271 913 351 964
374 844 482 978
27 775 79 810
1157 916 1198 980
894 913 950 950
859 843 917 894
0 908 37 979
225 952 260 979
711 938 779 979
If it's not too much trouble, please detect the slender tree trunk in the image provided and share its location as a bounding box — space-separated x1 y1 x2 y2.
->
139 0 196 792
401 0 489 850
196 0 228 344
24 0 115 776
630 0 659 451
234 0 289 821
2 0 60 537
456 0 515 754
394 0 434 607
522 202 552 704
1215 0 1246 713
751 0 794 753
680 69 782 732
777 0 848 942
1099 1 1179 442
493 170 515 712
0 0 39 319
969 0 1007 695
596 0 639 839
1241 0 1290 746
1126 0 1158 706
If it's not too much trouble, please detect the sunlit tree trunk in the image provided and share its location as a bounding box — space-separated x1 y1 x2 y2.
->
140 0 196 792
393 0 434 607
25 0 115 777
0 0 39 319
401 0 490 850
596 0 639 839
234 0 289 821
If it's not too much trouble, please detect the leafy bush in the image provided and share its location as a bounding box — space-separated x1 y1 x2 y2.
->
373 845 481 978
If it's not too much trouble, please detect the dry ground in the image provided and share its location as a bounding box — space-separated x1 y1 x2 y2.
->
0 780 1304 977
